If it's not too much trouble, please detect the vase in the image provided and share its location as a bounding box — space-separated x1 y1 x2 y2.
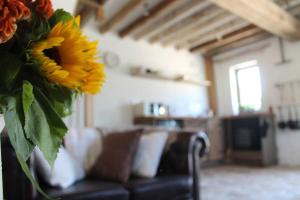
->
0 116 4 200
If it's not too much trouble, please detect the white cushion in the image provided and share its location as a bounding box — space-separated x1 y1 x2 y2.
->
64 128 102 171
34 147 85 189
132 131 168 178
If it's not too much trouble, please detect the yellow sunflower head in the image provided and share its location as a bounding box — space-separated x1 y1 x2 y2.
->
31 17 105 94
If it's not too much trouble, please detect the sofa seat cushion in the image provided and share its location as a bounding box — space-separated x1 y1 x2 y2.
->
37 180 129 200
125 175 192 200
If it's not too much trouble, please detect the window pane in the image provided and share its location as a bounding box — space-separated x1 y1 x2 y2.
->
237 66 262 111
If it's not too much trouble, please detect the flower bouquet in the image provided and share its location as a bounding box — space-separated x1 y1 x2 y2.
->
0 0 105 197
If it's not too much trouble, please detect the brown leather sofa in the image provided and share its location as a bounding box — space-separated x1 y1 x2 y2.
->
2 131 209 200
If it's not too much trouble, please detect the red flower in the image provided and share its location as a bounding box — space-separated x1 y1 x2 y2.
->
35 0 53 19
8 0 31 20
0 0 31 44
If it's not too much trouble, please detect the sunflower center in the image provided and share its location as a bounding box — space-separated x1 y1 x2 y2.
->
43 48 61 65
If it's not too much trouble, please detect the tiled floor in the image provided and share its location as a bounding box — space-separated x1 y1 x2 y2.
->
201 166 300 200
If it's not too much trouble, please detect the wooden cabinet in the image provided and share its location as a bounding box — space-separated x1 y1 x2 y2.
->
134 116 207 131
134 116 225 164
206 118 225 163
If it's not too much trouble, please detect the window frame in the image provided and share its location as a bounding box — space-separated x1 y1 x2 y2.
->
229 60 262 114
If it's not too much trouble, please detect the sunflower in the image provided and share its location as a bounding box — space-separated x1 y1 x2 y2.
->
31 17 105 94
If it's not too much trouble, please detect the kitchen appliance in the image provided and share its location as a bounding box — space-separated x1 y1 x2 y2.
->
133 102 169 117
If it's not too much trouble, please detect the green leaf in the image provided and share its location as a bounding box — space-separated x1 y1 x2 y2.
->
49 9 73 27
22 81 34 114
3 96 34 161
15 153 52 200
23 12 50 44
0 52 22 89
0 95 6 114
24 88 68 166
44 84 75 117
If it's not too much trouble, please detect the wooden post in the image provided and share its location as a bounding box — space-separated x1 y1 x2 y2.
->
204 55 218 115
84 95 94 127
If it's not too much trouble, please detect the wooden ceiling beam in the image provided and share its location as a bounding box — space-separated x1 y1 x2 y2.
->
119 0 182 38
78 0 100 8
212 32 271 56
100 0 144 33
190 25 265 53
77 0 108 22
133 0 211 40
177 19 250 49
208 0 300 40
148 6 223 44
96 0 110 20
96 0 109 4
163 11 237 46
75 3 95 28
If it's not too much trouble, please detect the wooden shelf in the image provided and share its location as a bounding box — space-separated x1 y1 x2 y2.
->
134 116 208 131
130 72 211 87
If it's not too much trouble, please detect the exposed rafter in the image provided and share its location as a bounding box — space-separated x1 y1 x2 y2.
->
208 0 300 40
76 0 110 25
177 19 249 49
148 6 223 44
212 32 271 56
75 2 95 27
119 0 182 38
163 11 237 47
78 0 101 8
132 0 211 40
100 0 145 33
190 25 265 53
77 0 300 54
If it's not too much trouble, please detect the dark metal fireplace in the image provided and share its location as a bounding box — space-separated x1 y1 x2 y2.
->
223 114 277 166
231 117 262 151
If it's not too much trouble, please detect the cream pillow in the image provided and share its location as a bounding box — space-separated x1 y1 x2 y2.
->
64 128 102 171
132 131 168 178
34 147 85 189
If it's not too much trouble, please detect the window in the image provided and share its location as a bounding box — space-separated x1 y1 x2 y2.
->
230 61 262 114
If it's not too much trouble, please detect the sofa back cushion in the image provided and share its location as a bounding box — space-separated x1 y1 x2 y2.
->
89 129 142 183
34 147 85 189
132 131 168 178
64 128 103 172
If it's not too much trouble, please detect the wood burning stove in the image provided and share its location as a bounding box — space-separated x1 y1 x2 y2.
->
223 114 278 166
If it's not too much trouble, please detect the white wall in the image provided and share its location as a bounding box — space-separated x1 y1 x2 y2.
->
51 0 208 128
51 0 77 14
213 37 300 166
84 25 207 127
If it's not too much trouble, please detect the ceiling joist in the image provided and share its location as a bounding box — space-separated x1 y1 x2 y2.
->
132 0 211 40
148 6 223 44
190 25 265 53
82 0 300 54
164 11 237 47
212 32 271 56
208 0 300 41
100 0 145 33
177 19 249 49
119 0 183 38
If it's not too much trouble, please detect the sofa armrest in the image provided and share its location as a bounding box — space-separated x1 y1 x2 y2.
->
159 131 209 200
2 131 36 200
189 132 209 200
